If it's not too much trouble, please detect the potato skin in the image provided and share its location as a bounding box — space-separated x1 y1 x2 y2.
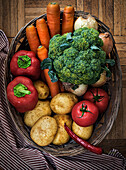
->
24 100 51 127
30 116 57 146
52 115 72 145
72 121 93 140
34 80 49 99
50 93 78 114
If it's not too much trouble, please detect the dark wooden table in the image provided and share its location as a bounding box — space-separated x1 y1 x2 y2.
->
0 0 126 157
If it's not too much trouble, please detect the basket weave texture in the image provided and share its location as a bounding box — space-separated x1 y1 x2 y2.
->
6 11 122 156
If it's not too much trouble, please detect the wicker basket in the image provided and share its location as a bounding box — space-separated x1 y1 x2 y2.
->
5 11 122 156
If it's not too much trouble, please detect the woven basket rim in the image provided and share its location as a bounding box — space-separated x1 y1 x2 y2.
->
6 11 122 156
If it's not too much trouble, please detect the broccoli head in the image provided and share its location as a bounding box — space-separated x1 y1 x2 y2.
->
48 27 106 85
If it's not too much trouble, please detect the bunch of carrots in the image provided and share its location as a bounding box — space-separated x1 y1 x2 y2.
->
26 2 74 97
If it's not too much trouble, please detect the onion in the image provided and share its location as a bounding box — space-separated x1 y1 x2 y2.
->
74 15 98 30
63 82 88 96
99 32 113 54
91 70 106 87
74 17 87 30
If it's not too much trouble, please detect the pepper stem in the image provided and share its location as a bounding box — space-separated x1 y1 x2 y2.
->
16 86 31 95
14 83 31 97
17 55 31 69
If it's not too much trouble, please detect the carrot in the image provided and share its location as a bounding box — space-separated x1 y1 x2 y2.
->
36 18 50 49
37 45 60 97
62 5 74 35
37 45 48 61
44 69 60 97
47 2 60 37
26 24 40 54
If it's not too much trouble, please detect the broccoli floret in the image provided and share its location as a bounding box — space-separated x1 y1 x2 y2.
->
48 27 106 85
48 33 69 59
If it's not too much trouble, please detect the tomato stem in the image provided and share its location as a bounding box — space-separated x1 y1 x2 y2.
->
79 102 93 118
89 89 104 103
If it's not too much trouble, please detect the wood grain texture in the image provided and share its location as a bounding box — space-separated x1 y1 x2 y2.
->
18 0 25 32
0 0 126 157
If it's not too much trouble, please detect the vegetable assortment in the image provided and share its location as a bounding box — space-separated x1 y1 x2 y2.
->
6 2 115 154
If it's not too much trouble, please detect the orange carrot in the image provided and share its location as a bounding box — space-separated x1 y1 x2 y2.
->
37 45 48 82
47 2 60 37
62 5 74 35
44 69 60 97
36 18 50 49
26 24 40 54
37 45 48 61
37 45 60 97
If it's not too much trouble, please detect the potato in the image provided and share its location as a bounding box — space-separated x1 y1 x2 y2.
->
50 93 78 114
24 100 51 127
34 80 49 99
72 121 93 140
52 115 72 145
30 116 57 146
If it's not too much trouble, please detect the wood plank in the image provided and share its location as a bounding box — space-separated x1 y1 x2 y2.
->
98 0 114 34
114 0 126 36
105 0 114 34
98 0 105 22
77 0 84 11
25 8 46 17
2 0 11 37
116 44 126 51
114 0 121 35
83 0 99 17
121 0 126 35
99 139 126 157
17 0 25 32
91 0 98 18
24 0 76 8
10 0 18 37
113 36 126 44
0 0 2 29
84 0 92 14
2 0 18 37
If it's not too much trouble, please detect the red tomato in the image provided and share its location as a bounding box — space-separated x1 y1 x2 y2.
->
72 100 99 127
83 88 109 114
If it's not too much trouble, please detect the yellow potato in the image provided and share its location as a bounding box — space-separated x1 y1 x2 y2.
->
34 80 49 99
30 116 57 146
72 121 93 140
50 93 78 114
52 115 72 145
24 100 51 127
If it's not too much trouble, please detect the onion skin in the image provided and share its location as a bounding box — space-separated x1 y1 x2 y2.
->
91 70 106 87
63 83 88 96
99 32 113 55
74 15 98 30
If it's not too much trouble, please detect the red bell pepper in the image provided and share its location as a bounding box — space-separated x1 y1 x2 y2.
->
7 76 38 113
10 50 41 80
